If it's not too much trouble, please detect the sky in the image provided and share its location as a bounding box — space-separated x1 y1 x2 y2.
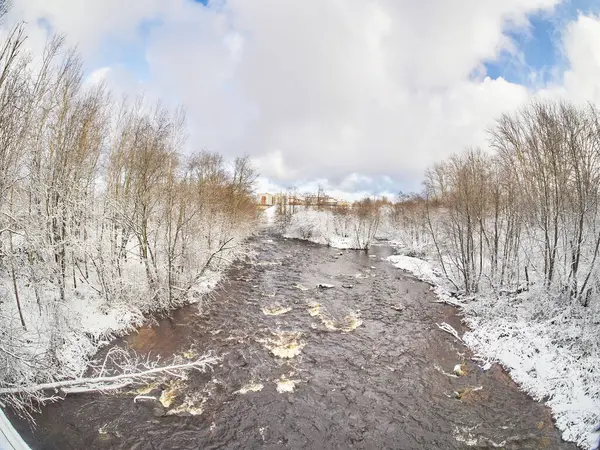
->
4 0 600 200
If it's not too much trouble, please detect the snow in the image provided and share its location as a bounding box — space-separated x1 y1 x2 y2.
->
280 207 600 449
387 255 443 285
0 223 253 411
263 205 278 225
387 252 600 449
281 208 377 249
460 299 600 449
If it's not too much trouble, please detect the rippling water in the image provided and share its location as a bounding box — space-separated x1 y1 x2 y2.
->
12 233 576 449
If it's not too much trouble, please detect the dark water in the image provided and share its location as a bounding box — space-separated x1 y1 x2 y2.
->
12 233 576 449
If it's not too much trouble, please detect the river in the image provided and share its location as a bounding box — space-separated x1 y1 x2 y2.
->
12 233 576 449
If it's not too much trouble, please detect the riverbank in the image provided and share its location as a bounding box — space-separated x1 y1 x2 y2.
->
0 225 255 418
12 233 576 449
280 207 599 449
386 253 600 450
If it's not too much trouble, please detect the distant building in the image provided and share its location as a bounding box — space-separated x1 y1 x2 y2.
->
257 192 347 208
302 194 345 207
257 193 281 206
258 193 309 206
257 193 296 206
322 196 338 207
288 195 305 206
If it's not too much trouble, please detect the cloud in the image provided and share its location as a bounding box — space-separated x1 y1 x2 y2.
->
138 0 550 189
560 13 600 102
9 0 600 197
7 0 163 54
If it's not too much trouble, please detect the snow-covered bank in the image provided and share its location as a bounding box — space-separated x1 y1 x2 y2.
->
280 208 379 249
1 217 256 417
387 254 600 450
277 207 599 448
282 209 356 248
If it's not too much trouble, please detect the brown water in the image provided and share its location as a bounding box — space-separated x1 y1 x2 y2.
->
12 233 577 449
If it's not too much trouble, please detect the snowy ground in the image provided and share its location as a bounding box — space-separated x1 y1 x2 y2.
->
2 265 223 375
387 254 600 450
0 231 253 412
280 208 376 249
263 205 278 225
280 208 600 449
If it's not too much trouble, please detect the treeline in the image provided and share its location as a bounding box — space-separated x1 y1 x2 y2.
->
277 187 385 249
0 21 256 392
330 197 383 249
395 100 600 304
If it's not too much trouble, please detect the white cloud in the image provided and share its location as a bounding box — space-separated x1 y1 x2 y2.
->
11 0 600 196
559 13 600 103
7 0 163 53
85 66 111 85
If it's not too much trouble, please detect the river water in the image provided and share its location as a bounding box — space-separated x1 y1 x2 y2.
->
13 233 576 449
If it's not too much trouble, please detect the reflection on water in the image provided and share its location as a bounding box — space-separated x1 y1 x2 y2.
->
12 233 576 450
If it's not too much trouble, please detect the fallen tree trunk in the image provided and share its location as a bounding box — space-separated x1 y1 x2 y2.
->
0 355 220 396
61 382 133 395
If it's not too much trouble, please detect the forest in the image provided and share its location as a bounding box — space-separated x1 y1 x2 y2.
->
0 13 257 415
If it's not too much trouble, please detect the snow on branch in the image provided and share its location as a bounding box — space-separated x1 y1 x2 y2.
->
0 356 218 396
436 322 464 343
0 347 221 419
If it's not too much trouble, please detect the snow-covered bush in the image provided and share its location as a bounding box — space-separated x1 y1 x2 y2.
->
461 292 600 449
376 197 433 258
282 201 380 249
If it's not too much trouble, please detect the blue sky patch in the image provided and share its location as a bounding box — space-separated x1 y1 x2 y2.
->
484 0 600 86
